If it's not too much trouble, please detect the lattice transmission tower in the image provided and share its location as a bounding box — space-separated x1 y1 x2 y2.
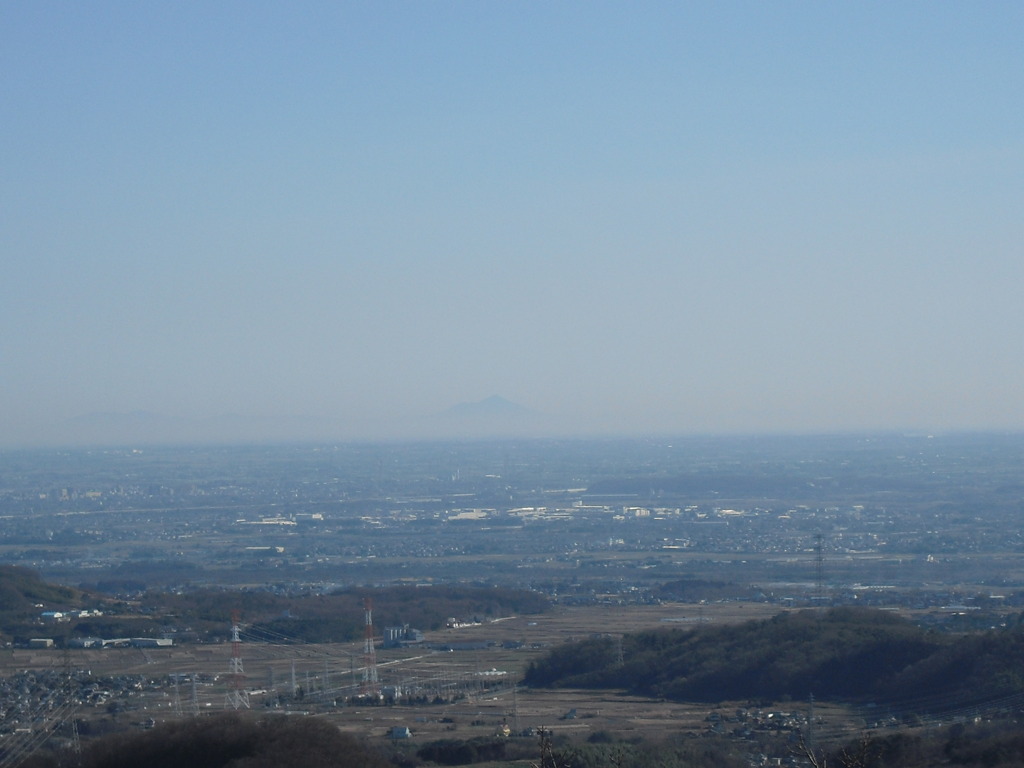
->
224 611 250 709
814 533 827 606
361 597 381 697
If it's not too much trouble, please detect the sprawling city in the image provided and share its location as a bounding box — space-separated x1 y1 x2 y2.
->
2 433 1024 767
5 2 1023 765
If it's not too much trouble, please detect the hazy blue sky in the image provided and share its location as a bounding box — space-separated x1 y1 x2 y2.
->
3 2 1023 445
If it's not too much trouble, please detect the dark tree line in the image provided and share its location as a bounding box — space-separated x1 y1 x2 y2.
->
0 566 550 646
144 584 549 643
66 713 388 768
813 719 1024 768
525 607 1024 708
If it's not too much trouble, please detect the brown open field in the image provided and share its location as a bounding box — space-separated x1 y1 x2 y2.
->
0 601 867 748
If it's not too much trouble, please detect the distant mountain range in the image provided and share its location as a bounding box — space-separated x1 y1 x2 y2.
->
56 410 338 446
43 396 551 446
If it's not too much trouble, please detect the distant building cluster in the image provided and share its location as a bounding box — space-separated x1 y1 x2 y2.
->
29 636 173 649
40 609 103 622
68 637 173 649
381 624 424 648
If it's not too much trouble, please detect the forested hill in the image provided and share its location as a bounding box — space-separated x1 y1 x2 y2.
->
146 584 550 643
524 607 1024 709
0 566 548 644
0 565 81 612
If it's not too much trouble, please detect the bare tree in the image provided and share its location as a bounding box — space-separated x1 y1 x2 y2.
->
532 727 576 768
796 731 876 768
